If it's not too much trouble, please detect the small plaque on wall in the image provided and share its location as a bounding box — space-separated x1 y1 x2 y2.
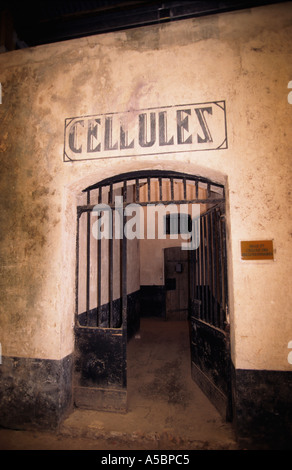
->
240 240 274 261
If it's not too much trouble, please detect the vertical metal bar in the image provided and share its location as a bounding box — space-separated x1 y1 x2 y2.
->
221 206 228 328
192 218 197 302
135 178 139 202
123 180 127 204
122 180 127 388
207 211 214 325
200 215 204 320
159 177 162 201
199 214 204 320
86 190 91 326
109 183 113 205
109 185 113 328
147 177 151 202
203 215 209 323
170 177 174 201
216 208 224 329
97 187 102 326
189 207 195 309
75 210 80 326
195 180 199 199
194 217 199 304
211 210 218 327
189 248 194 303
122 181 128 330
192 208 197 297
207 182 211 199
183 177 187 200
196 215 200 312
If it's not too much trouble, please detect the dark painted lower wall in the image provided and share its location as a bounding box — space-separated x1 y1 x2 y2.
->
1 308 292 449
0 354 73 430
127 290 141 340
77 290 140 340
231 364 292 449
0 291 140 430
78 286 166 324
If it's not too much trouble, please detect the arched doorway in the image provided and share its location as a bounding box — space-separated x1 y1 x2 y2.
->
73 170 231 419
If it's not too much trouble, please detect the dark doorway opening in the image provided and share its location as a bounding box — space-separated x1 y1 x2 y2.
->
164 246 189 321
73 170 231 421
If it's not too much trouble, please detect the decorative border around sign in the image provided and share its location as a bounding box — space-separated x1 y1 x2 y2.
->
63 100 228 162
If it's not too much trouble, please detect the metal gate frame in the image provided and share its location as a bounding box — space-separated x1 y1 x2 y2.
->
74 170 230 413
190 202 232 420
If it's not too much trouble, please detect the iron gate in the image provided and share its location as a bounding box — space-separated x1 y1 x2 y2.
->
190 203 232 420
74 170 230 413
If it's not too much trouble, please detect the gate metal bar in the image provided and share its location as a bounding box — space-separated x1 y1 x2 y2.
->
122 180 128 330
97 187 102 326
83 170 225 192
109 184 113 328
86 190 90 326
75 170 226 331
77 197 225 213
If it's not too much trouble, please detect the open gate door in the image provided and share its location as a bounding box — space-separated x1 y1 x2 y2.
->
190 203 232 421
74 187 128 412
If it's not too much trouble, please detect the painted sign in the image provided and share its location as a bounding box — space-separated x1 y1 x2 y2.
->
240 240 274 261
63 101 227 161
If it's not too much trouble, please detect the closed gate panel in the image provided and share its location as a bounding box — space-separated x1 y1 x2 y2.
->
74 327 126 411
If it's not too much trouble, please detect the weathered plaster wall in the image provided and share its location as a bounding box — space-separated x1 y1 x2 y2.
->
0 3 291 375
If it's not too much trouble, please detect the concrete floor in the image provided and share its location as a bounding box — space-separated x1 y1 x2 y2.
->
0 318 238 450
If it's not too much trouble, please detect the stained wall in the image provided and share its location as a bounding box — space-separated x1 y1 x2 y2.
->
0 2 291 443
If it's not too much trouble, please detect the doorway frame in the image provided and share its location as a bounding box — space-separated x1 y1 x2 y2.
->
73 169 231 416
